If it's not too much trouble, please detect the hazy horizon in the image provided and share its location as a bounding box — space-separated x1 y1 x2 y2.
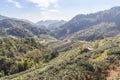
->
1 0 120 22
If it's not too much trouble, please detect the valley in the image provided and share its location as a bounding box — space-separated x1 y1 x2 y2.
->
0 6 120 80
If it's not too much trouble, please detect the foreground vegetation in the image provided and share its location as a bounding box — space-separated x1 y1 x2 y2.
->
0 37 120 80
0 37 59 77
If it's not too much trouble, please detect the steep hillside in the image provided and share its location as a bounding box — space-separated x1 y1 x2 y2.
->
1 37 120 80
51 7 120 40
68 22 120 40
0 37 59 77
38 34 58 46
0 19 48 38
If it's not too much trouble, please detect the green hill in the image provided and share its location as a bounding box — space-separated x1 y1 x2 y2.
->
0 37 57 77
1 37 120 80
0 19 48 38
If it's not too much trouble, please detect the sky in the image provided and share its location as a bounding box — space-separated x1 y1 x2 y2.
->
0 0 120 22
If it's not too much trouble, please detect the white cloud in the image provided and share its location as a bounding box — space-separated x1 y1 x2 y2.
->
8 0 22 8
27 0 59 8
48 9 59 12
38 9 62 21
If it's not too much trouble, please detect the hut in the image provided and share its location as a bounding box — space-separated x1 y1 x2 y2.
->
83 47 94 52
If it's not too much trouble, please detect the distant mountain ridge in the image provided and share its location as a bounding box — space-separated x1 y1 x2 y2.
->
67 22 119 40
0 15 8 20
51 6 120 40
36 20 66 29
0 19 48 38
1 6 120 41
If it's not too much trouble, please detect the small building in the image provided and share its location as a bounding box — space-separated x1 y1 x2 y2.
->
83 47 94 52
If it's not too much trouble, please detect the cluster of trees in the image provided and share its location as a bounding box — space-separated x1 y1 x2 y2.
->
0 38 58 77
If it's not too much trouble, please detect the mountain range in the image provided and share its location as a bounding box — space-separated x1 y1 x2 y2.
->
36 20 66 30
51 7 120 40
0 6 120 80
1 7 120 40
0 19 48 38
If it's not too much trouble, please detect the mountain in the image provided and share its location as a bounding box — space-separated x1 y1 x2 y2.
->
0 15 8 20
0 19 48 38
36 20 66 29
0 7 120 80
51 7 120 40
11 18 35 25
67 22 120 41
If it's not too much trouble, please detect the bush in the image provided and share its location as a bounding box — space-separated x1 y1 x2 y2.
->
108 47 120 55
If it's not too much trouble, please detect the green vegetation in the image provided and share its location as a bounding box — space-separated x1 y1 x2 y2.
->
0 19 48 38
1 6 120 80
0 37 119 80
0 37 58 77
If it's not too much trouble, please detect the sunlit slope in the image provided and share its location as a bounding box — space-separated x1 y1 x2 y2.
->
1 37 120 80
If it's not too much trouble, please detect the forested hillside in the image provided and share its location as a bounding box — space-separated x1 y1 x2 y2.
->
0 19 48 38
1 37 120 80
0 38 58 77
